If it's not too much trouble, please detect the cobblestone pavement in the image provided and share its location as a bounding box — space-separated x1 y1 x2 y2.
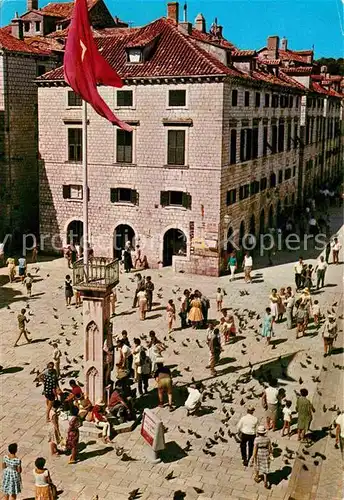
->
0 214 343 500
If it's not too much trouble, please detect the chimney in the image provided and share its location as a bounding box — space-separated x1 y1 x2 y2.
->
167 2 179 23
267 35 279 60
194 13 206 32
11 13 24 40
178 21 192 35
281 37 288 51
27 0 38 10
217 25 223 38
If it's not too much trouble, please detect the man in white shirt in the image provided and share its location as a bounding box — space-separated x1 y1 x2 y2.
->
243 252 253 284
331 238 342 265
294 257 304 291
262 379 280 431
185 384 203 416
335 412 344 459
0 241 4 266
315 255 327 289
237 406 258 466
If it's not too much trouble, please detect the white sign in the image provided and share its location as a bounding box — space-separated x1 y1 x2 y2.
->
141 409 165 451
323 98 328 118
300 95 307 126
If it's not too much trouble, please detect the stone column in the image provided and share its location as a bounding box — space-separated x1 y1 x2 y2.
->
79 285 112 405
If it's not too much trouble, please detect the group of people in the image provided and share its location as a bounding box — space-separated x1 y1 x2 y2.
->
122 242 148 273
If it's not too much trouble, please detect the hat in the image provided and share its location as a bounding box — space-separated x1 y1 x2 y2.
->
96 399 105 406
247 406 255 413
257 425 267 435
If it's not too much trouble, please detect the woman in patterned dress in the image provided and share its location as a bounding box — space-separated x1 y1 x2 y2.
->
1 443 22 500
66 406 81 464
252 426 272 489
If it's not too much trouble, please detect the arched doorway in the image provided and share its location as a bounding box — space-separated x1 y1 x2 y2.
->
227 226 234 253
163 228 187 266
239 221 245 247
66 220 83 245
249 215 255 237
113 224 135 259
268 205 274 229
259 209 265 235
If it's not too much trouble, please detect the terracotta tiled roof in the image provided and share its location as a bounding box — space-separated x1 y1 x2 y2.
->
251 69 304 90
0 26 49 54
258 58 281 65
231 49 256 57
283 66 313 74
279 49 312 64
279 71 307 90
25 35 65 52
190 27 235 49
311 81 343 97
40 0 98 19
39 17 246 80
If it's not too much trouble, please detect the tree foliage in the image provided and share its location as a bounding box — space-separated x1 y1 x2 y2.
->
315 58 344 76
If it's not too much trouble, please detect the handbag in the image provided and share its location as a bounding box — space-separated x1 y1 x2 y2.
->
50 482 58 499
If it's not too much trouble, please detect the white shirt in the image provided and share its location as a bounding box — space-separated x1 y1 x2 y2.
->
294 262 303 274
336 414 344 437
237 414 258 435
317 261 327 271
244 256 253 267
0 243 4 254
283 407 292 422
265 386 279 405
121 344 132 359
309 218 316 226
185 388 202 411
33 469 49 486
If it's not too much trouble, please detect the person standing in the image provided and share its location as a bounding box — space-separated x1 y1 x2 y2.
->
1 443 22 500
17 255 26 282
294 257 304 291
285 293 295 330
64 275 73 307
322 315 338 357
179 289 190 329
155 363 174 411
208 328 221 376
133 338 150 396
33 457 56 500
48 400 62 456
132 273 145 308
6 257 16 282
261 308 273 345
216 288 224 312
295 302 307 339
145 276 154 312
166 299 176 333
200 292 210 327
137 287 148 321
269 288 280 323
66 406 81 464
14 308 31 347
52 343 62 378
335 411 344 459
227 252 237 282
252 426 272 489
331 237 342 265
262 379 279 431
296 388 315 442
188 293 204 329
237 406 258 466
315 256 327 289
243 252 253 284
31 245 38 264
325 241 331 264
39 362 60 423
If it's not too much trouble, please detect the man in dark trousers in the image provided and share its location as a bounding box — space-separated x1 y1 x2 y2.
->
145 276 154 312
132 273 145 308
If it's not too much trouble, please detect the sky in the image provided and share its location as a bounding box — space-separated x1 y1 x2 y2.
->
0 0 343 58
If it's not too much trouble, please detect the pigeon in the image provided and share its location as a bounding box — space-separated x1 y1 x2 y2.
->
121 453 134 461
165 471 175 480
194 432 201 439
178 426 185 433
53 315 59 320
299 377 303 385
302 464 308 471
173 491 186 500
193 487 204 494
187 429 194 435
184 367 190 372
128 488 140 500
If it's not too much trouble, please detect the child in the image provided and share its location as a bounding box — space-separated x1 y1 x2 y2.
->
226 314 237 337
312 300 321 327
52 342 62 378
219 316 230 344
261 307 273 345
14 308 31 347
281 400 292 437
216 288 224 312
23 273 33 297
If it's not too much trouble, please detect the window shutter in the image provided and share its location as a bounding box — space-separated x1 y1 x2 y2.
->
87 187 90 201
182 192 192 210
131 189 139 205
63 185 70 199
240 129 245 161
160 191 169 207
110 188 118 203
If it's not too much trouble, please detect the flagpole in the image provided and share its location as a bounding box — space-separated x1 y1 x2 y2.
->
82 99 89 282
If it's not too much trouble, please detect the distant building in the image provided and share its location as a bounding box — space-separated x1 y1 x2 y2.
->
37 2 343 275
0 0 126 246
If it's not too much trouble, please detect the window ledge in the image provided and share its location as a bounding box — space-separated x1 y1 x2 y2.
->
65 198 83 203
64 161 82 165
111 202 137 207
163 205 188 211
163 164 189 169
113 163 137 167
166 106 189 111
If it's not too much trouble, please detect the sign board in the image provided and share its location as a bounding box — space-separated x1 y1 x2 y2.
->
141 409 165 451
300 95 307 126
323 98 328 118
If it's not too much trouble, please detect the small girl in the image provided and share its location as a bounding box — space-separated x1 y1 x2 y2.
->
281 400 292 437
227 314 237 337
312 300 321 327
166 299 176 334
219 316 230 344
216 288 224 312
23 273 33 297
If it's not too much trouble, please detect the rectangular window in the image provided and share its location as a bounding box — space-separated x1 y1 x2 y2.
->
271 125 277 153
289 95 293 108
231 89 238 107
255 92 261 107
278 169 283 184
116 130 133 163
62 184 83 200
272 94 279 108
226 189 237 206
68 128 82 162
37 65 46 77
265 94 270 107
260 177 267 191
263 126 268 156
160 190 191 209
285 168 292 180
110 188 138 204
244 91 250 107
68 90 82 107
168 89 186 107
239 184 249 200
252 127 258 159
230 129 237 164
286 122 292 151
240 128 252 162
24 22 30 32
270 173 276 188
305 119 310 145
117 90 133 107
295 97 299 108
167 130 185 165
293 165 296 177
35 21 41 32
278 121 285 152
250 181 260 196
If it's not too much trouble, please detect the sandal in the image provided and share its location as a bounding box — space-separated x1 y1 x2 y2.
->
68 459 76 464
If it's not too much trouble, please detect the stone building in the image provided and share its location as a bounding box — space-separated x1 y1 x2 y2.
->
37 1 343 276
0 0 127 244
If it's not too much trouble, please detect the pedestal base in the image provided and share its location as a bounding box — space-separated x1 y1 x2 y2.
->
146 445 161 464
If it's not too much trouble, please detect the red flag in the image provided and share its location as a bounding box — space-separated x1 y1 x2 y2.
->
64 0 132 131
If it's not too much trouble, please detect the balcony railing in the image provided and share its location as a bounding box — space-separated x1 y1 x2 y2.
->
73 257 119 288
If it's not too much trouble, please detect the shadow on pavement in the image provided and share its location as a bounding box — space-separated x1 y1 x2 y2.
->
160 441 188 463
269 465 292 485
0 366 24 375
